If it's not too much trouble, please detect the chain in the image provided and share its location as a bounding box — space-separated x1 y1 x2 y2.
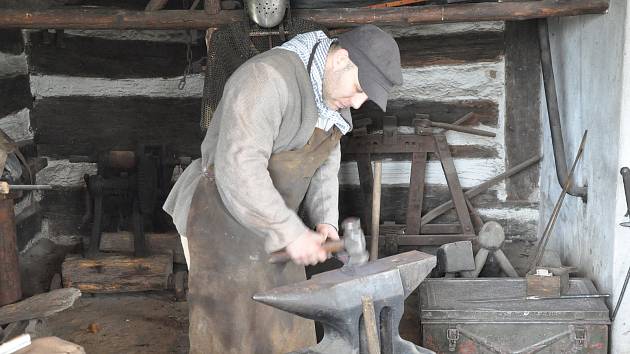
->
178 30 194 90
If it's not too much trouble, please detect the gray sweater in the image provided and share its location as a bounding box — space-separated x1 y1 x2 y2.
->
163 48 350 253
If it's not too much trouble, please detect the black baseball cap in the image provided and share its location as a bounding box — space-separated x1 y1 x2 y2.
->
337 25 403 112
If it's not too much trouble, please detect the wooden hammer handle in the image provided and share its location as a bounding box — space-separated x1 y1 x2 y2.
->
268 240 344 264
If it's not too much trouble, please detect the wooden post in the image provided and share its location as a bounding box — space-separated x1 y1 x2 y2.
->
370 161 382 261
0 197 21 306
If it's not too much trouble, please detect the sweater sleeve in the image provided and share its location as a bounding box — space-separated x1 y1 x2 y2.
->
302 141 341 230
213 62 310 253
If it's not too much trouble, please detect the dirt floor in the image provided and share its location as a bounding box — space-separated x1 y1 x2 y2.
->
46 292 189 354
44 290 422 354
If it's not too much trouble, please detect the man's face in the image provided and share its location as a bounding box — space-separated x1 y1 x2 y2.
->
323 48 369 111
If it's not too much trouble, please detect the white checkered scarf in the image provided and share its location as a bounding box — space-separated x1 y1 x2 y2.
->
279 31 350 134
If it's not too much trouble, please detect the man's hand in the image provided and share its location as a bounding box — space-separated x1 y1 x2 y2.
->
285 229 327 266
316 223 340 241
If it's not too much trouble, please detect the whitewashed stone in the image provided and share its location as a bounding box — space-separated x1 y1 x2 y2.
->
0 108 33 143
35 159 97 188
30 74 204 98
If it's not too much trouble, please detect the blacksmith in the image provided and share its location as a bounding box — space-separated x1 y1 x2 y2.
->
163 24 403 353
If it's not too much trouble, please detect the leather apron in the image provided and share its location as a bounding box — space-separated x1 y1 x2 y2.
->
186 124 342 353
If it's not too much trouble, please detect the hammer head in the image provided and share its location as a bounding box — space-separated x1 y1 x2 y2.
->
340 217 369 266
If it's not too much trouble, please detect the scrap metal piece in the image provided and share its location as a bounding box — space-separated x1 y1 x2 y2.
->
437 241 475 275
253 251 436 354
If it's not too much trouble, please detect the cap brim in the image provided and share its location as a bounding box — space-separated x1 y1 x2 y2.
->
359 70 389 112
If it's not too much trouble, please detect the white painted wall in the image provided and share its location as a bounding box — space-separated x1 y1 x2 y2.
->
539 0 629 351
613 3 630 351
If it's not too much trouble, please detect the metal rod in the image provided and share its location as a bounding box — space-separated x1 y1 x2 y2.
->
530 131 587 271
8 184 52 191
430 121 496 137
620 167 630 218
538 18 588 201
0 1 609 29
464 294 610 303
370 161 382 261
612 260 630 321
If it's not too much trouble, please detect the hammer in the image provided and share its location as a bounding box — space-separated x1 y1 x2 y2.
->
268 217 369 266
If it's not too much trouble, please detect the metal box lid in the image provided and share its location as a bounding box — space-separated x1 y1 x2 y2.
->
420 278 610 324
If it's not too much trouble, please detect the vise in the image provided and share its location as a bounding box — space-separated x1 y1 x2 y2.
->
253 250 437 354
74 145 190 258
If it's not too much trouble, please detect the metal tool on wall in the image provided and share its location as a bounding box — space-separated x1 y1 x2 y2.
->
620 167 630 227
611 166 630 322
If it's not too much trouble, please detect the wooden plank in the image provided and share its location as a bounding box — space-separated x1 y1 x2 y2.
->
0 75 32 118
343 144 499 162
0 288 81 325
421 224 461 234
434 134 475 235
32 96 203 158
98 231 186 264
405 152 426 234
61 253 173 293
26 31 205 78
0 29 23 54
354 99 499 129
0 1 609 29
504 20 541 200
398 31 504 68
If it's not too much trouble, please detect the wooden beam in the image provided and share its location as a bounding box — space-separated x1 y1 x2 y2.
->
61 253 173 293
0 0 609 29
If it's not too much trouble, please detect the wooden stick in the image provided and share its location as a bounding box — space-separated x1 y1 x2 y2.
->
0 0 609 29
370 161 382 261
0 288 81 325
361 296 381 354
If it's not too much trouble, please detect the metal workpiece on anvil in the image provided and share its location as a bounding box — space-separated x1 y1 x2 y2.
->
253 251 437 354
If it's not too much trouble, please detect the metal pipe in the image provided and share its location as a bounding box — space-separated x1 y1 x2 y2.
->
538 18 588 201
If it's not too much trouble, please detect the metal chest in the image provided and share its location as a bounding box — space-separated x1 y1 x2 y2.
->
419 278 610 353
